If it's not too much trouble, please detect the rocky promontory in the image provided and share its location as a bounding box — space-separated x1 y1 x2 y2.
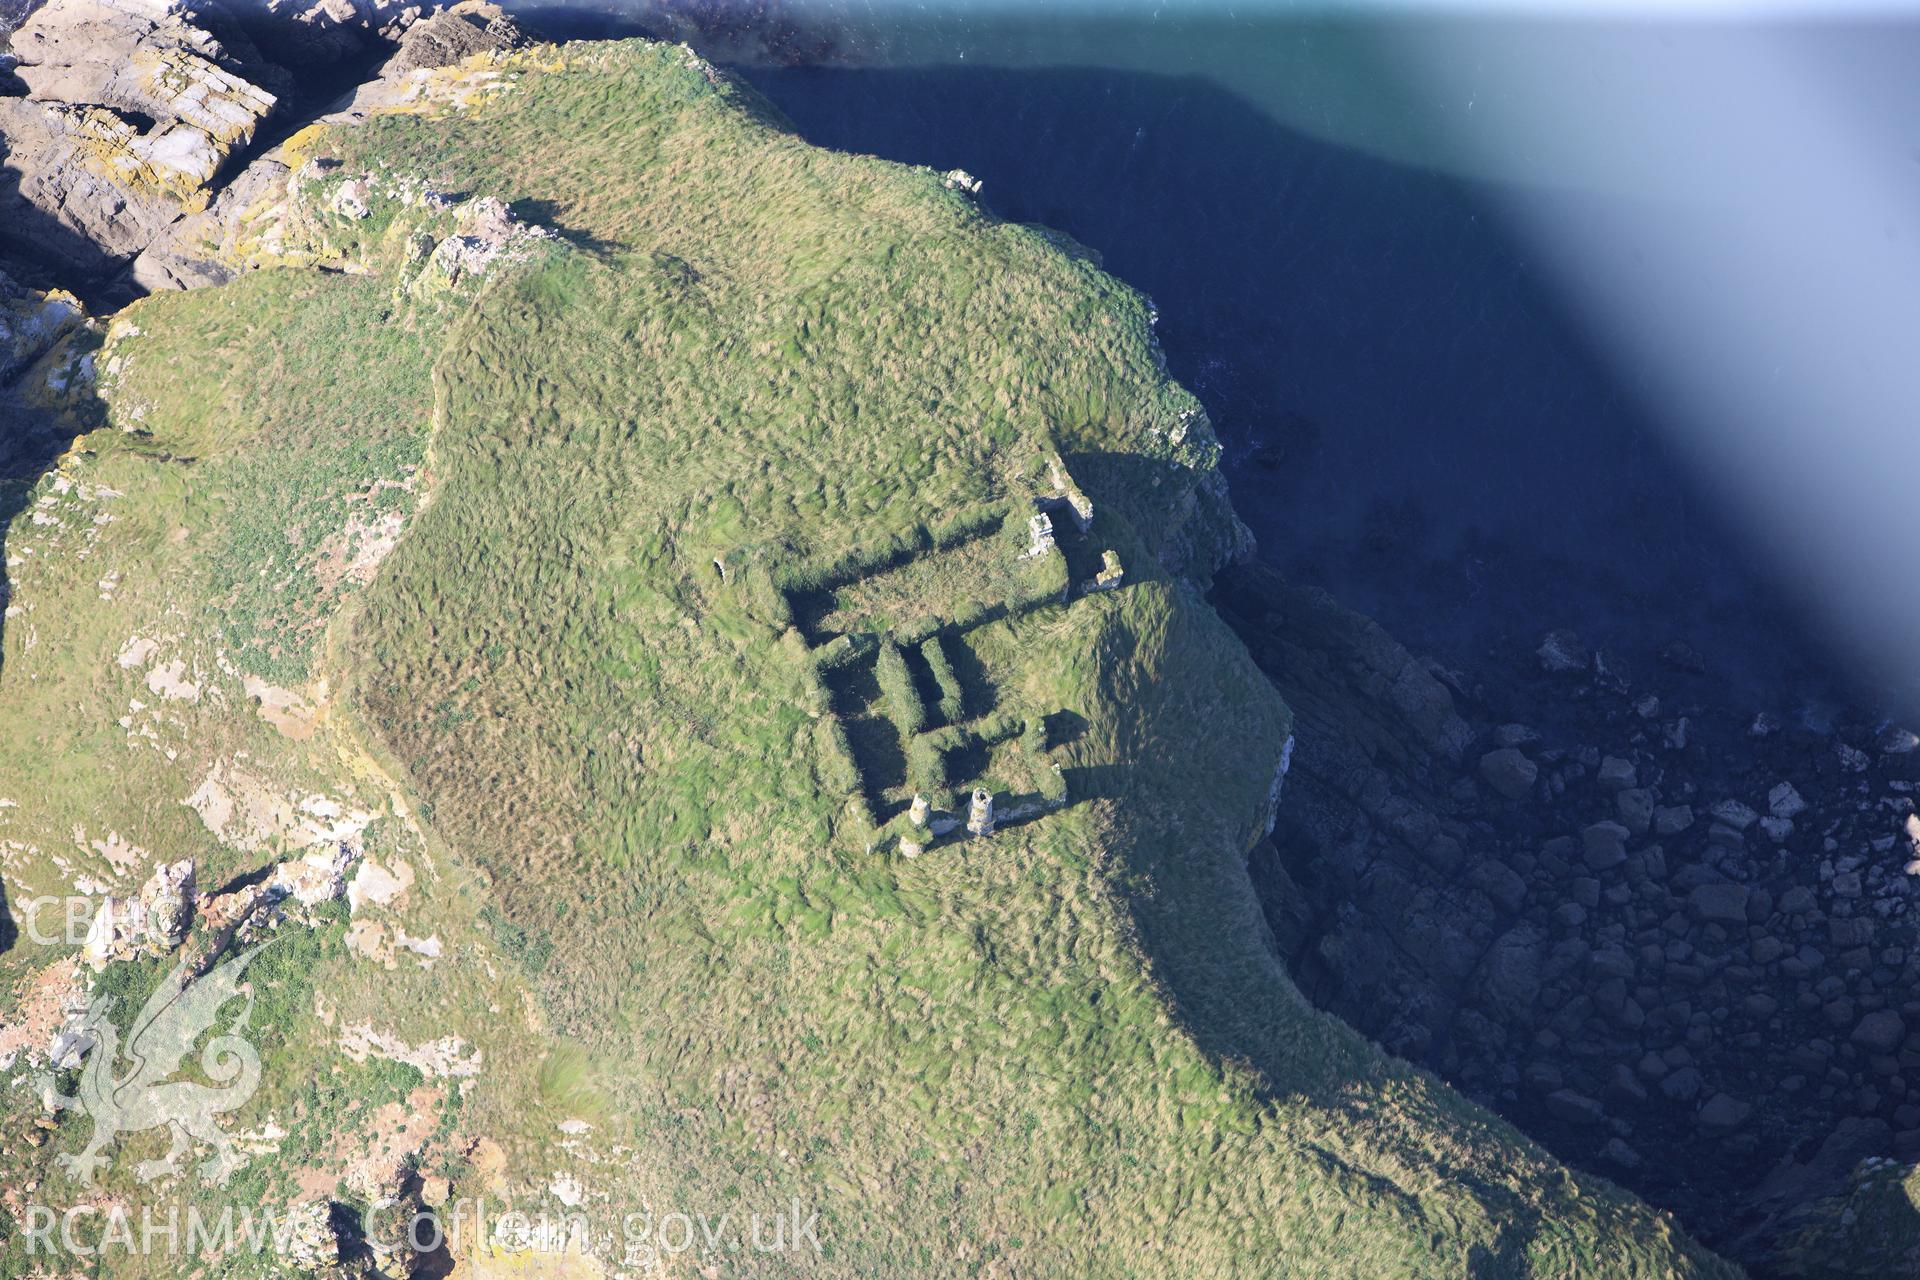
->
0 2 1880 1275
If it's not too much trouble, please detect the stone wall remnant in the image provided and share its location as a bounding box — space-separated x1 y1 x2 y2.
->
967 787 994 837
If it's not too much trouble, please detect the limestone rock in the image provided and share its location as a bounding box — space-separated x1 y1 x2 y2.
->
279 1199 340 1271
1469 859 1527 914
1698 1092 1753 1132
144 857 195 942
0 0 281 285
1596 755 1637 792
271 840 360 906
1536 629 1589 673
1475 924 1544 1019
48 1026 94 1069
1779 885 1818 915
1853 1009 1909 1055
1615 787 1655 836
0 270 83 383
1711 798 1760 831
1879 726 1920 755
1601 1137 1643 1169
1581 821 1630 871
82 899 146 969
331 175 372 219
382 1 523 77
1661 1066 1705 1102
1546 1088 1605 1125
430 194 552 282
1653 803 1695 836
1493 723 1539 747
127 152 284 290
1589 945 1635 980
1769 781 1808 820
83 858 195 968
1688 881 1751 924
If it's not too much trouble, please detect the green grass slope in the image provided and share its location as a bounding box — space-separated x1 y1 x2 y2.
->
0 38 1736 1279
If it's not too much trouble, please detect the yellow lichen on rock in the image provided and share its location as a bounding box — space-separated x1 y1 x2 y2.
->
133 46 276 148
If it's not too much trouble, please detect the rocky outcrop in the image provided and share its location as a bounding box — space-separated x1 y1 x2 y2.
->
0 0 280 292
1216 563 1478 1065
125 146 289 290
82 857 195 968
0 263 92 481
1767 1155 1920 1277
382 0 522 77
426 192 549 282
244 0 419 63
0 266 79 382
270 838 359 906
0 0 525 300
278 1199 342 1271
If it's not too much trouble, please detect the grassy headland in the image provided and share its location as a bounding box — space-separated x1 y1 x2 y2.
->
0 38 1736 1279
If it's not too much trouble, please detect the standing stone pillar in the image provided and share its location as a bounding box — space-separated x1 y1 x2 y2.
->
909 794 930 827
967 788 995 837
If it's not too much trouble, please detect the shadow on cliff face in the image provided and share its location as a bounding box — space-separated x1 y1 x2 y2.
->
0 304 100 672
739 59 1846 719
0 300 100 954
0 395 86 960
0 399 92 652
0 138 144 307
0 98 143 308
1207 555 1920 1270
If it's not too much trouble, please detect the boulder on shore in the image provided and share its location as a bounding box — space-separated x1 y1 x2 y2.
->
1852 1010 1909 1055
1688 881 1751 924
1479 747 1538 800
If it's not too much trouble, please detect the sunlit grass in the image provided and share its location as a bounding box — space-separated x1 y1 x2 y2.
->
0 37 1738 1280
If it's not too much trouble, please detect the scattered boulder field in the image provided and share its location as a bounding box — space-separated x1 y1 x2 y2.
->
1218 560 1920 1271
